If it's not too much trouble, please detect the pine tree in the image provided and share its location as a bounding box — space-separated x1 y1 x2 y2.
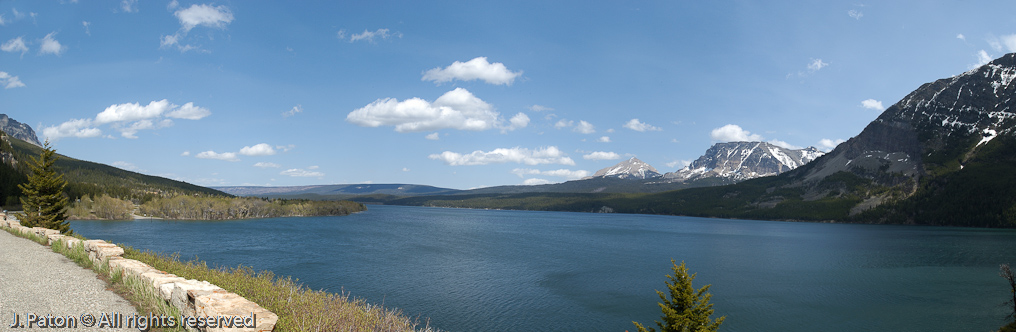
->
633 260 725 332
15 140 70 233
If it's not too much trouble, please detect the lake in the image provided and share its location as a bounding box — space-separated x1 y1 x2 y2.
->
71 205 1016 331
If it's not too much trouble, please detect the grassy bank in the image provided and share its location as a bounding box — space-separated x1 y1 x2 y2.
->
2 225 437 332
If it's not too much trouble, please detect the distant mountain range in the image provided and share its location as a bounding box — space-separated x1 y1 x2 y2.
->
589 157 661 179
662 142 823 182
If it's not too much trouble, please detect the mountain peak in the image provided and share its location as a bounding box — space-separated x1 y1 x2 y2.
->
591 156 661 180
0 114 42 147
664 141 824 183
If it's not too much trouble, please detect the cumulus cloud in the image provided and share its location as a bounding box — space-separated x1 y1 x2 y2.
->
348 88 522 133
422 57 522 85
0 71 25 89
807 58 828 72
180 151 191 156
42 119 102 141
511 168 590 180
768 139 801 150
196 150 239 162
281 168 324 177
2 37 28 56
956 34 966 41
82 21 91 35
282 105 302 117
710 124 763 142
847 10 862 19
46 99 210 140
554 119 573 129
161 4 233 52
597 136 611 143
425 132 440 140
583 151 621 160
522 178 551 186
861 99 885 111
429 146 575 166
254 162 281 168
39 32 65 56
239 143 276 156
346 28 402 43
528 105 554 112
623 118 661 132
573 120 595 134
666 160 693 168
121 0 138 13
506 112 530 132
818 138 846 152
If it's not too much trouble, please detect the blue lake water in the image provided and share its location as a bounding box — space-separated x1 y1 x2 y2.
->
71 205 1016 331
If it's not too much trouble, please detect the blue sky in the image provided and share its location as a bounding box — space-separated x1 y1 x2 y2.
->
2 1 1015 189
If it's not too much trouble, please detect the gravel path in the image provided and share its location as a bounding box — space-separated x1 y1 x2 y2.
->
0 228 138 331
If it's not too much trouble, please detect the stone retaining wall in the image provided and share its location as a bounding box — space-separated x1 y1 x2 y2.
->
0 216 278 332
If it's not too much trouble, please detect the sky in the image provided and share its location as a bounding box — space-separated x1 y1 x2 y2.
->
2 1 1016 190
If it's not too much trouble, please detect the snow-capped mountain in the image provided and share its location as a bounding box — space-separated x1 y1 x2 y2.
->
590 157 661 180
0 114 41 147
663 142 824 182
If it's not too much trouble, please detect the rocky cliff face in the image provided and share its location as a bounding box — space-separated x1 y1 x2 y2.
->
0 114 42 147
591 157 661 180
663 142 823 183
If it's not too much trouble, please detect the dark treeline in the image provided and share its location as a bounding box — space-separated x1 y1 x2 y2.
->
138 195 366 220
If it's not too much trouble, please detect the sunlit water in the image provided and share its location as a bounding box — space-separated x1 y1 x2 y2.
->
71 205 1016 331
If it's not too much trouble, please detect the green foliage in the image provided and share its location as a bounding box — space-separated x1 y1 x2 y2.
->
1002 264 1016 323
15 141 70 233
634 260 725 332
91 194 134 220
139 196 366 220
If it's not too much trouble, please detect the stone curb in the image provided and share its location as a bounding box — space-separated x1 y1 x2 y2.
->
1 216 279 332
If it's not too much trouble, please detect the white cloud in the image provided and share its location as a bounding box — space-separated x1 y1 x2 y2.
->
121 0 138 13
175 4 233 32
280 168 324 177
710 124 762 142
402 167 410 172
425 132 440 140
347 88 512 132
2 37 28 56
528 105 554 112
972 50 993 69
347 28 401 43
818 138 846 152
239 143 276 156
583 151 621 160
623 118 662 132
506 112 530 131
847 10 862 19
554 119 573 129
308 165 319 169
522 178 551 186
276 144 296 152
42 119 102 141
282 105 302 117
180 151 191 156
768 139 801 150
165 102 211 120
82 21 91 35
0 71 25 89
119 119 154 139
511 168 590 180
991 34 1016 53
597 136 611 143
807 58 828 72
861 99 885 111
429 146 575 166
666 160 693 168
112 161 139 171
254 162 281 168
573 120 595 134
39 32 65 56
956 34 966 41
196 150 239 162
96 100 172 124
422 57 522 85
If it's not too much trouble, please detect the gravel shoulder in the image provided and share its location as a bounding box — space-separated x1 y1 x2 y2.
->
0 229 138 331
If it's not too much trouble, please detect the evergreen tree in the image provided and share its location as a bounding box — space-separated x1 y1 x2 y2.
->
15 141 70 233
633 260 725 332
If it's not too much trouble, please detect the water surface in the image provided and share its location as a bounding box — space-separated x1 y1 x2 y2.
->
72 205 1016 331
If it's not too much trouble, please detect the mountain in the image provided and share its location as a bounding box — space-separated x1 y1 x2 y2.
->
0 114 42 147
663 142 824 182
214 184 460 197
590 157 661 179
377 53 1016 228
0 129 226 208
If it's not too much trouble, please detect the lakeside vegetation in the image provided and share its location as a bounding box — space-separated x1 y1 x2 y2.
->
68 194 367 220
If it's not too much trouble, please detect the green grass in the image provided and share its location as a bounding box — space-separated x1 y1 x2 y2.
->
124 247 439 332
